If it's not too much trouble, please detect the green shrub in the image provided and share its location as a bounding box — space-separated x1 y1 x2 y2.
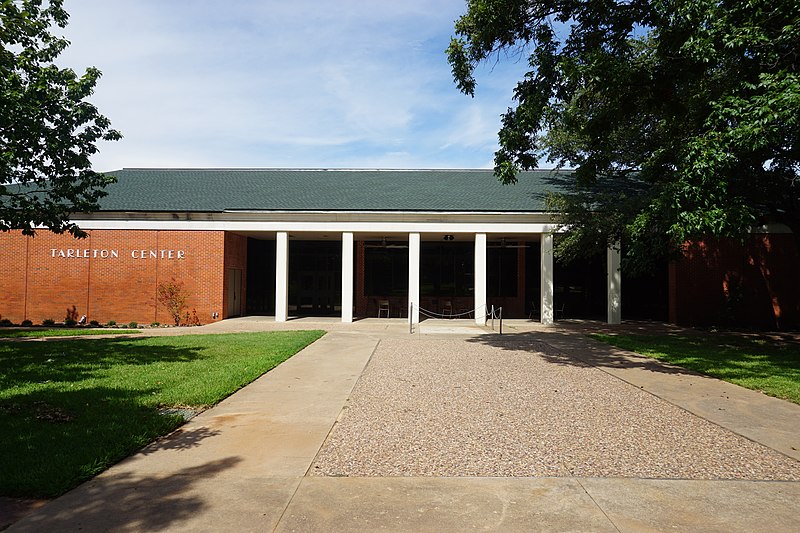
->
64 318 77 327
128 321 138 329
89 320 100 327
21 319 33 327
106 320 116 326
0 318 14 327
42 318 55 326
150 322 160 327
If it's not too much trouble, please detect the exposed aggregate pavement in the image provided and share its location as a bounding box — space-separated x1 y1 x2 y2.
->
312 337 800 480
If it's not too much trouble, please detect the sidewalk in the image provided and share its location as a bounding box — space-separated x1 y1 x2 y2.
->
6 321 800 532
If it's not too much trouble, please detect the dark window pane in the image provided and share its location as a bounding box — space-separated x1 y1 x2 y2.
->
488 245 518 297
420 242 473 297
365 246 408 296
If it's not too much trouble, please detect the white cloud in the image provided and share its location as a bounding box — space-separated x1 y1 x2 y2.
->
57 0 528 171
439 104 501 151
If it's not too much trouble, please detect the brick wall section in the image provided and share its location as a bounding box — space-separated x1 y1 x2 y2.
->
669 234 800 329
0 229 230 325
155 231 225 325
0 234 28 322
25 231 92 324
87 230 157 324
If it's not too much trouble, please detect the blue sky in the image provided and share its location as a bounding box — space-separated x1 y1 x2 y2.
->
59 0 531 172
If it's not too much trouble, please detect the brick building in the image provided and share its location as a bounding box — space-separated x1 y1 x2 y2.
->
1 168 797 329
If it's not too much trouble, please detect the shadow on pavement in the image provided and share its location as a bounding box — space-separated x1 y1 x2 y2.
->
139 426 221 456
10 457 241 532
465 327 695 376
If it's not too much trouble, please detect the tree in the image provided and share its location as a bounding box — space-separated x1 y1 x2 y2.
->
1 0 121 237
156 278 188 326
448 0 799 272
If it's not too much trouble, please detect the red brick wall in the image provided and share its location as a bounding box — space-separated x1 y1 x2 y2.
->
0 235 28 322
87 230 157 324
25 231 92 324
0 229 230 325
669 234 800 329
155 230 225 325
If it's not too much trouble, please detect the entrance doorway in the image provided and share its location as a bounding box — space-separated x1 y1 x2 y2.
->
226 268 242 317
289 241 342 316
363 242 409 317
419 241 474 316
246 238 276 315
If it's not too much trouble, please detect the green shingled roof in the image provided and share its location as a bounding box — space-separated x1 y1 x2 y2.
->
97 168 573 213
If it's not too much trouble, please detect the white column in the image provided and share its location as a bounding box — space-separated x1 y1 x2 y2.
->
341 232 354 323
275 232 289 322
541 233 554 325
474 233 487 325
408 232 420 324
607 242 622 325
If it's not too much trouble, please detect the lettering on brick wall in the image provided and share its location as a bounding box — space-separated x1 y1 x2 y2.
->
51 249 186 260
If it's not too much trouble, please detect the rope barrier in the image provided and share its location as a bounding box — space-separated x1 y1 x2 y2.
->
488 304 503 334
406 303 502 335
416 306 476 320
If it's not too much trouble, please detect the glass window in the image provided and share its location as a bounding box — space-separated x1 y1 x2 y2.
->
365 246 408 296
488 246 518 297
420 242 474 297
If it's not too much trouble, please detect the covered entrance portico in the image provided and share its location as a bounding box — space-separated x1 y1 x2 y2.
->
251 218 623 326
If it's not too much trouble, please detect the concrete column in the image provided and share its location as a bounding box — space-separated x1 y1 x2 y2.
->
607 242 622 325
275 232 289 322
341 232 354 323
474 233 487 325
541 233 554 325
408 232 420 324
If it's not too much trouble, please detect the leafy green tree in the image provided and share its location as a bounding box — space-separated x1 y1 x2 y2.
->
1 0 120 237
448 0 799 272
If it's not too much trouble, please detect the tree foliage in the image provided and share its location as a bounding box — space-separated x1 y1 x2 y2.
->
1 0 121 237
156 278 188 327
448 0 799 272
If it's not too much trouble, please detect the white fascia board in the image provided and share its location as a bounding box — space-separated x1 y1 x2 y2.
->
76 210 554 223
70 218 561 234
222 210 541 215
70 210 563 234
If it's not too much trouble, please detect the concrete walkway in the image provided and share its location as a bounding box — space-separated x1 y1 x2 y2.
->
6 320 800 532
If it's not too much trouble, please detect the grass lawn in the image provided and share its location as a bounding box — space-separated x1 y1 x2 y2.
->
0 328 140 338
0 330 324 498
591 332 800 404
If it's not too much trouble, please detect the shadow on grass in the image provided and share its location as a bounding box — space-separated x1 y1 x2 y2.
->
465 329 695 376
0 337 208 385
467 323 800 387
11 457 242 532
0 386 192 498
590 332 800 387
